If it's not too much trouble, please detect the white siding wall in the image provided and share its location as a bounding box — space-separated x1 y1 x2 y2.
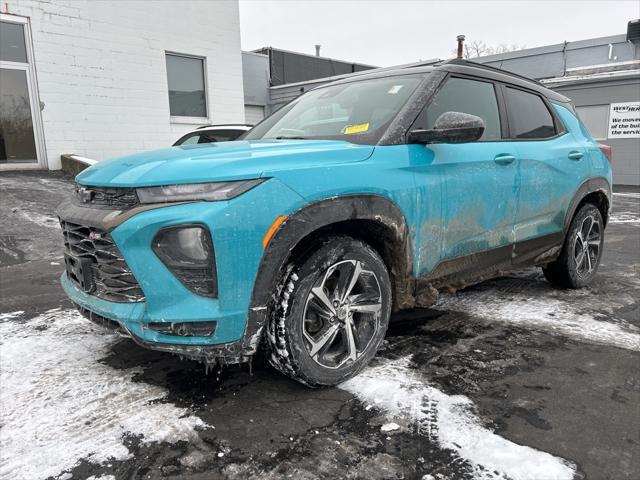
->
5 0 245 169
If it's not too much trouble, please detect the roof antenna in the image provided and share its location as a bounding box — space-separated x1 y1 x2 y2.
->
456 35 466 59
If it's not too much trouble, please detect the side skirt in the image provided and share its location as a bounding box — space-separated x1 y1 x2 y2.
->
412 232 564 306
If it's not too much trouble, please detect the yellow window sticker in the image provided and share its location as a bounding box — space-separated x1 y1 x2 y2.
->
343 123 370 135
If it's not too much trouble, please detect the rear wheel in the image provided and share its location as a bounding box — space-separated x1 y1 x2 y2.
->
266 236 392 387
543 203 604 288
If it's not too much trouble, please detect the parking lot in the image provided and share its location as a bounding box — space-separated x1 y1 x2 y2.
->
1 171 638 480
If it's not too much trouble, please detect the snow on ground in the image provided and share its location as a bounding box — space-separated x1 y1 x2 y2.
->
0 309 205 480
435 288 640 352
611 192 640 224
18 210 61 229
609 212 640 224
613 192 640 199
341 357 576 480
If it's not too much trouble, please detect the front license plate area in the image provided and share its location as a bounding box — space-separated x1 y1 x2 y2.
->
64 252 95 293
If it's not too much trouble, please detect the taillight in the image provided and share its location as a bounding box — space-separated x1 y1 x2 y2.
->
598 143 612 163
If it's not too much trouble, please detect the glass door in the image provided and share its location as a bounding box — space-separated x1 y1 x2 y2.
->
0 16 45 167
0 68 38 163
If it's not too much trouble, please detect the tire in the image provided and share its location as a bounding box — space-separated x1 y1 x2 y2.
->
266 236 392 387
543 203 604 288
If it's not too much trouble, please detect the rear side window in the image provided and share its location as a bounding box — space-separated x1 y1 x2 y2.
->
413 77 502 141
505 87 556 139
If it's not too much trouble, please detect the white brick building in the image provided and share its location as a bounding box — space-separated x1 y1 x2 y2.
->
0 0 245 170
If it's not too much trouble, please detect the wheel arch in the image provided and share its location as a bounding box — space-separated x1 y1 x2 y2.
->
564 177 611 232
241 194 414 355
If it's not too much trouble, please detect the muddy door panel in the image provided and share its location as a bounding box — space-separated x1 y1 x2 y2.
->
434 142 518 261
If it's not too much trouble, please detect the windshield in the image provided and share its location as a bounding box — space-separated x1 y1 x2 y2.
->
244 75 423 144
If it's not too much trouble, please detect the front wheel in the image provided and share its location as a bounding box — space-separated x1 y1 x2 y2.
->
543 203 604 288
266 236 392 387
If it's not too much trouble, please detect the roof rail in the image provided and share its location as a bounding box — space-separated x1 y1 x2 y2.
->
437 58 546 88
196 124 254 129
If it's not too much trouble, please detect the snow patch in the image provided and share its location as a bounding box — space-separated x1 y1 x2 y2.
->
612 192 640 199
609 212 640 224
0 309 205 480
341 358 576 480
435 291 640 352
18 210 61 229
380 422 400 433
0 311 24 321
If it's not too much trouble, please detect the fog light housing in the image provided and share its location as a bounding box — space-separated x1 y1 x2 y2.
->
152 225 217 297
147 321 217 337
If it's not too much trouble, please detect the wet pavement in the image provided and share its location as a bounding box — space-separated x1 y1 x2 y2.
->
1 171 639 480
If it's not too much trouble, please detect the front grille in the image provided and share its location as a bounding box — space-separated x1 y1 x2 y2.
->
75 183 139 209
61 220 145 302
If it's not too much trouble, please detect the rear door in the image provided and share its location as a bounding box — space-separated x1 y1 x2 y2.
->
412 75 519 275
504 86 591 253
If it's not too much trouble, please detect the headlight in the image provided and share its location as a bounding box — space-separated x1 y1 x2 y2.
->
136 179 265 204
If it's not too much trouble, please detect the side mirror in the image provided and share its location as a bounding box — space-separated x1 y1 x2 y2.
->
408 112 485 144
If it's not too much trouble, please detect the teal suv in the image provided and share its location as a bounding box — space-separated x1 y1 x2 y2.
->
57 60 612 386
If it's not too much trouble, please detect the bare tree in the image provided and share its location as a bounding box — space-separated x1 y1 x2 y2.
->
452 41 526 59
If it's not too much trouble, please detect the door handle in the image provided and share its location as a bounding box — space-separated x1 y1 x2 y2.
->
568 151 584 161
494 154 516 165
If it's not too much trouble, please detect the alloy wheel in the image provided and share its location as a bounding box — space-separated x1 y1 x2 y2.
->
573 214 601 278
302 259 382 369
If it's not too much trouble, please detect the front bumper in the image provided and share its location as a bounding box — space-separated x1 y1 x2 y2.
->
57 178 307 361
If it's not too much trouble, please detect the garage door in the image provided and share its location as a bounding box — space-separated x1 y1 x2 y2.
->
244 105 264 125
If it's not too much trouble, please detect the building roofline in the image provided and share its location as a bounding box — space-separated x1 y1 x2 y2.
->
272 58 569 104
475 34 629 63
242 50 269 59
540 68 640 87
269 58 442 90
251 46 379 69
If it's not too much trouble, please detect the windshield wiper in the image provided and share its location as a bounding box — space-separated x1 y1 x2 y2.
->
274 135 307 140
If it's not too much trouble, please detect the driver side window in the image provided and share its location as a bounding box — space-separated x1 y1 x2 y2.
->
413 77 502 141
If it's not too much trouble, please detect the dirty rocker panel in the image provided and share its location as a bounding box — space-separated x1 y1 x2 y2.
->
423 232 565 289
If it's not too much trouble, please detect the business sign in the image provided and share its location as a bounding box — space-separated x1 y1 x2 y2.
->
608 102 640 139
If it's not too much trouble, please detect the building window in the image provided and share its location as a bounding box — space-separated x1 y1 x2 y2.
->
165 53 207 118
0 20 27 63
575 105 609 140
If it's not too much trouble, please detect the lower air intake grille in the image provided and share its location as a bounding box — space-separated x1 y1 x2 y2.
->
61 220 144 302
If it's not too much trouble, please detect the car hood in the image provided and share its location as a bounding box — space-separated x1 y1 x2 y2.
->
76 140 375 187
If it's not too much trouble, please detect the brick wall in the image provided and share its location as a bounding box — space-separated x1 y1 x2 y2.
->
5 0 245 169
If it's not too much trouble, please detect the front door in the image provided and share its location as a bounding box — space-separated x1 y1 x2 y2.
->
412 76 518 276
0 15 44 168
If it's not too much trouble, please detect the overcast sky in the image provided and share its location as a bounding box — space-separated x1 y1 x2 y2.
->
239 0 638 66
